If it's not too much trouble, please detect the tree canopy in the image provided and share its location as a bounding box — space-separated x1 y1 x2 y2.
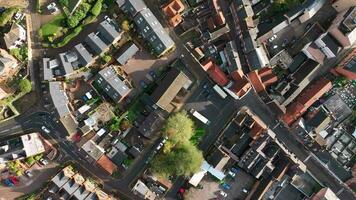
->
162 111 195 152
152 142 203 178
18 78 32 94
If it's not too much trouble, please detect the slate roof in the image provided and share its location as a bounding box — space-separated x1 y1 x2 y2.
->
116 42 139 65
134 8 174 55
85 32 109 55
49 82 70 118
94 66 130 102
97 20 122 44
74 43 93 67
122 0 147 17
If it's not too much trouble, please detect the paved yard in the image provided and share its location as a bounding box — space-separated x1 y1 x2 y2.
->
120 49 179 89
185 169 256 200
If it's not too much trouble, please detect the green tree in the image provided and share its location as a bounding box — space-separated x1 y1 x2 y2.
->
91 0 103 16
152 142 203 178
101 54 112 63
0 7 18 26
66 3 91 28
59 0 69 7
18 78 32 94
162 111 195 152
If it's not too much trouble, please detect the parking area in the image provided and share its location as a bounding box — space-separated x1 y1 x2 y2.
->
120 49 179 89
185 168 255 200
184 80 232 124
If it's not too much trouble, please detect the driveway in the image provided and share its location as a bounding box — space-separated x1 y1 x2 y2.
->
0 162 60 200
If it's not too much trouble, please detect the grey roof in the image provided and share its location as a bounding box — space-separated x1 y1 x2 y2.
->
59 53 74 75
62 179 80 195
134 8 174 55
49 82 70 118
110 150 128 166
94 66 130 102
74 43 93 67
116 42 139 65
321 33 340 55
138 110 165 138
85 32 109 55
42 58 54 81
289 53 308 73
52 171 70 188
97 20 121 44
246 50 262 70
122 0 147 17
224 41 242 73
73 185 91 200
305 109 330 131
116 0 125 7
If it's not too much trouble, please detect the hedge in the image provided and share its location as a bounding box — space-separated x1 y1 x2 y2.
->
53 25 83 48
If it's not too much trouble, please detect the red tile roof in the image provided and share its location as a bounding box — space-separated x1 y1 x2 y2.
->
202 58 229 86
97 155 117 175
282 78 332 125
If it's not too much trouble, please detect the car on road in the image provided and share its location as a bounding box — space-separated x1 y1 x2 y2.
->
25 170 33 177
39 158 48 165
149 70 157 79
156 142 164 150
41 126 50 133
242 188 249 194
219 190 228 197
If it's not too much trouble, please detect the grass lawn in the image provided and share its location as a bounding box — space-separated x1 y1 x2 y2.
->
12 92 38 113
39 13 66 40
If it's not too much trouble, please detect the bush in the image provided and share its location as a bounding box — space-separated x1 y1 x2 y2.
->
10 46 28 61
59 0 69 7
25 156 36 166
121 20 130 32
53 25 83 48
66 3 91 28
91 0 103 16
82 15 96 25
101 54 112 63
18 78 32 94
0 7 18 26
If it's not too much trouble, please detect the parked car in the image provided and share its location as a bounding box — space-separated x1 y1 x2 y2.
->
230 167 239 173
41 126 50 133
25 170 33 177
219 190 228 197
39 158 48 165
228 170 236 177
221 183 231 190
4 179 14 187
268 34 277 42
242 188 249 194
140 80 148 89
